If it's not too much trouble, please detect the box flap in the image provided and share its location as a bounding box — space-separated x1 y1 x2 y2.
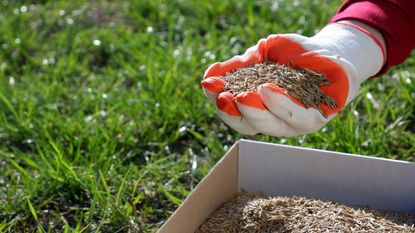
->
158 142 239 233
238 139 415 213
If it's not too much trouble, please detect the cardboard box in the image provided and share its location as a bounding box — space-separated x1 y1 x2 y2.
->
159 139 415 233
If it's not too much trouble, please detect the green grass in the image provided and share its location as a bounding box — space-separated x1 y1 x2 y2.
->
0 0 414 232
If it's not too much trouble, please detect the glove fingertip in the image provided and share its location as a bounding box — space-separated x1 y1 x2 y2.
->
258 83 304 108
201 76 225 94
216 92 241 116
234 91 266 110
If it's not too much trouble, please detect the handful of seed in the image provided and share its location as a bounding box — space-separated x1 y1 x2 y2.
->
195 193 415 233
221 61 337 116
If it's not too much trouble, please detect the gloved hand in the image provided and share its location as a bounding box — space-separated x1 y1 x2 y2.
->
201 23 385 136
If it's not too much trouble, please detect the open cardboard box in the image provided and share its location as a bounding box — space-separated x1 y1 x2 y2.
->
159 139 415 233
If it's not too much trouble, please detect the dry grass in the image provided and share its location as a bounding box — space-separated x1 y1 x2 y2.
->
196 193 415 233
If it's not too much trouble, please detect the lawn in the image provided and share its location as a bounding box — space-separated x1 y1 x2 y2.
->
0 0 414 232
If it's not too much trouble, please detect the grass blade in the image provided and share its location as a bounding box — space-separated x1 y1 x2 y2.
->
27 199 38 222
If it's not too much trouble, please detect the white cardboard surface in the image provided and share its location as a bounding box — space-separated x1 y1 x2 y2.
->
238 139 415 213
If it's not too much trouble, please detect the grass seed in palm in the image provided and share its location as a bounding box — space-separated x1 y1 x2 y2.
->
220 61 337 117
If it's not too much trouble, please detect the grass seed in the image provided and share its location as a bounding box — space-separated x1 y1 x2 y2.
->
220 61 337 116
196 193 415 233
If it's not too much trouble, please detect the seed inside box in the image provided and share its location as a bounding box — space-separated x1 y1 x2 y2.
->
220 61 337 116
195 193 415 233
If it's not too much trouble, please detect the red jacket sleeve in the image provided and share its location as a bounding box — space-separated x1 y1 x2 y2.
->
330 0 415 76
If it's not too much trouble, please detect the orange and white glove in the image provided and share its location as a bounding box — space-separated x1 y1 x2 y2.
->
201 23 385 136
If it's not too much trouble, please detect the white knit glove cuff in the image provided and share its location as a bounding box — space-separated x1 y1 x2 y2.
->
310 23 385 84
